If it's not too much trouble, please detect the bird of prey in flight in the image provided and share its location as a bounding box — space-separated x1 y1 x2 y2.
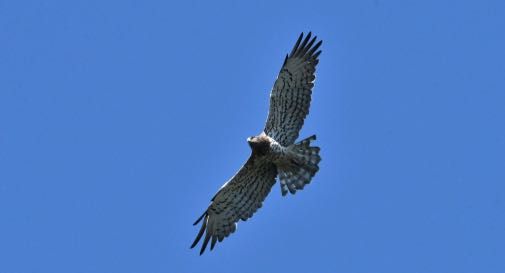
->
191 32 323 255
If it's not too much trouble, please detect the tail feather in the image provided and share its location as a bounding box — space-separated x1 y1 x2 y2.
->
279 135 321 196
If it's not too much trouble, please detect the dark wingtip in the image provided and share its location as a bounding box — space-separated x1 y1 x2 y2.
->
289 33 304 57
193 211 206 226
190 215 207 249
210 235 217 251
300 35 317 56
308 40 323 57
299 32 312 49
200 234 211 255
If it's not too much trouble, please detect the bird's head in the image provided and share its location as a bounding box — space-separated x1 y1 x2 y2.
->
247 135 269 156
246 136 256 146
247 136 264 150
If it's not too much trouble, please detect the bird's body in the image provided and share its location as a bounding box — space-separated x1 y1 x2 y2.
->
191 32 323 255
247 134 285 159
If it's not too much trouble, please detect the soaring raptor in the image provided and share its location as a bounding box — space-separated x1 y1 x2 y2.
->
191 33 322 255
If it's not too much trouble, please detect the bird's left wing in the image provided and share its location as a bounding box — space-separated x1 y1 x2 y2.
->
191 156 277 255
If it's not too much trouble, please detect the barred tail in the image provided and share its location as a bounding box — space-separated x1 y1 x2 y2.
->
278 135 321 196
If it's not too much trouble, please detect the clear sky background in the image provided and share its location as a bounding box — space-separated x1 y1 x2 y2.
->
1 0 504 272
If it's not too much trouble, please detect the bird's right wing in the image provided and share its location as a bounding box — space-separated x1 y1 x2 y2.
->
191 156 277 255
264 32 322 146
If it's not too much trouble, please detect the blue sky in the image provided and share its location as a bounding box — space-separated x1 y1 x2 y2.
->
1 0 504 272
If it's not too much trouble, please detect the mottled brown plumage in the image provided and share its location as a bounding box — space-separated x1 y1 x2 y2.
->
191 32 322 255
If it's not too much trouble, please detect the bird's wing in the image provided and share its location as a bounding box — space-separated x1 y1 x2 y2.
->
191 156 277 255
264 32 322 146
